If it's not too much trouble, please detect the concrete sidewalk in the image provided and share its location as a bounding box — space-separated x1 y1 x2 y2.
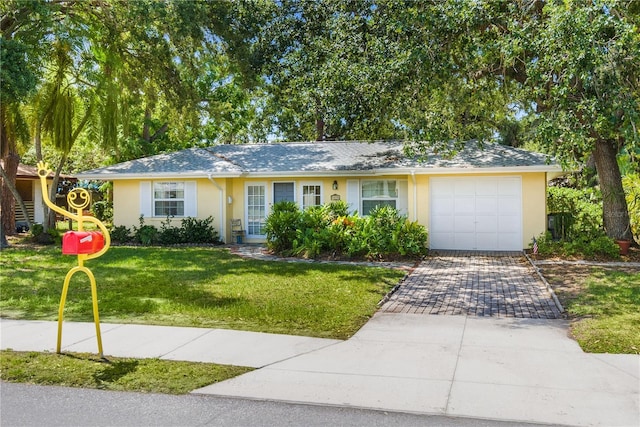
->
1 316 638 427
0 318 340 368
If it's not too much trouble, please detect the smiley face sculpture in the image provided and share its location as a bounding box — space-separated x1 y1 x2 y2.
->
37 161 111 359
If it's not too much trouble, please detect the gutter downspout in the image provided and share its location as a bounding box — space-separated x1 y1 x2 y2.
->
410 170 417 221
207 174 225 242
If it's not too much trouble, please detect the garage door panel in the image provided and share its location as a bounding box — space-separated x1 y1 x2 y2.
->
498 233 520 250
430 177 522 251
430 232 453 249
454 196 475 214
476 197 498 214
476 232 499 249
476 180 498 196
499 215 520 232
455 180 475 195
498 196 520 214
454 233 476 249
431 196 454 214
454 215 476 232
476 215 498 232
432 215 454 232
499 178 520 195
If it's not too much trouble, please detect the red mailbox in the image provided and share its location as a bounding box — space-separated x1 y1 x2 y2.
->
62 231 105 255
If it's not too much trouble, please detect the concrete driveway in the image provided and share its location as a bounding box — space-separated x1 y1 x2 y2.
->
196 253 639 426
382 251 562 318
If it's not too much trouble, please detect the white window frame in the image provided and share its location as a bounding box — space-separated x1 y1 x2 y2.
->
141 181 197 219
153 182 186 217
246 182 267 237
361 179 399 215
300 182 323 210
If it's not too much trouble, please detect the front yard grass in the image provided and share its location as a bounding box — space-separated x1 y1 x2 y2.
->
0 245 403 394
0 245 405 340
541 265 640 354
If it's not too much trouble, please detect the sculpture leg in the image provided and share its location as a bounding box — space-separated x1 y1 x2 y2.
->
85 268 104 358
56 266 104 358
57 267 80 353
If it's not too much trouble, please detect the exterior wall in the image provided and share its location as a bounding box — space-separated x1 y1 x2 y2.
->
521 172 548 246
113 178 225 238
113 172 548 248
228 177 347 243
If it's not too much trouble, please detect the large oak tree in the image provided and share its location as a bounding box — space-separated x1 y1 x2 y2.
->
257 0 638 241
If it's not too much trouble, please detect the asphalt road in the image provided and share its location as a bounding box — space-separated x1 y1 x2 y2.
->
0 382 545 427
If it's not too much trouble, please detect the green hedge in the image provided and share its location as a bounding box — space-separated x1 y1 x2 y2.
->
110 215 220 245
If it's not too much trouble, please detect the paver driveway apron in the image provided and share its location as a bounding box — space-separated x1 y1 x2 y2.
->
381 251 562 319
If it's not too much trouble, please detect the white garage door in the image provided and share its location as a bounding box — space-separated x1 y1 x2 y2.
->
430 177 522 251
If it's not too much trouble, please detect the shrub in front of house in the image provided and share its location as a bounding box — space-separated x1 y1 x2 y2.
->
110 225 132 243
265 201 302 254
111 215 220 246
180 216 219 243
623 173 639 243
547 186 603 240
534 232 620 259
541 186 623 259
266 201 428 260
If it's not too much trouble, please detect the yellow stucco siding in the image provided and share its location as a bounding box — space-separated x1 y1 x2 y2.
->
521 172 548 246
113 172 549 248
113 178 225 232
112 180 140 227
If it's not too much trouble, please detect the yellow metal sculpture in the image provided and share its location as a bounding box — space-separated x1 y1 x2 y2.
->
37 161 111 358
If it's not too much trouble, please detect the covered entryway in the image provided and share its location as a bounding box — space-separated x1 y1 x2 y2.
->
429 176 522 251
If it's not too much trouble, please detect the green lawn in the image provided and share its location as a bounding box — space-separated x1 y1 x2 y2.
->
0 350 252 394
0 245 405 339
565 269 640 354
542 266 640 354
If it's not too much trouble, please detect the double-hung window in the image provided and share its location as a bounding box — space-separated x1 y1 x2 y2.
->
302 184 322 209
154 182 185 216
361 180 398 215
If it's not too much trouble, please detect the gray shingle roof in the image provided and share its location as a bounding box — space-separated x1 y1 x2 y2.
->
77 141 560 179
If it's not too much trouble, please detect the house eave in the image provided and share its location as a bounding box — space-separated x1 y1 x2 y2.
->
400 165 565 175
242 165 564 178
77 165 564 181
75 172 243 180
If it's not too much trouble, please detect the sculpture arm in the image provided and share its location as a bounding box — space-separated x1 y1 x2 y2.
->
85 216 111 260
37 161 80 221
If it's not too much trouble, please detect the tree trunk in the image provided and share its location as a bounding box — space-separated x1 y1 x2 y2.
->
45 152 70 230
0 181 7 248
315 111 325 141
593 138 633 241
0 153 19 236
142 107 151 143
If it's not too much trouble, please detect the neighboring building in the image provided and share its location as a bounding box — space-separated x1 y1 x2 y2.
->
3 163 77 229
77 141 563 250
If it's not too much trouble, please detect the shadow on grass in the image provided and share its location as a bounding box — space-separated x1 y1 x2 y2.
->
93 359 139 387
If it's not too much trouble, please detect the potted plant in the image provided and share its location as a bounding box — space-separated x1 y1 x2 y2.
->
615 239 632 255
615 225 633 255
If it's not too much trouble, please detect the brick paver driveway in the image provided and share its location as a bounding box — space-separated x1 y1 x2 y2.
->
381 251 562 319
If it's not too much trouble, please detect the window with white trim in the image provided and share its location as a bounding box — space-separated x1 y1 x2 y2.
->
361 180 398 215
154 182 185 216
302 184 322 209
